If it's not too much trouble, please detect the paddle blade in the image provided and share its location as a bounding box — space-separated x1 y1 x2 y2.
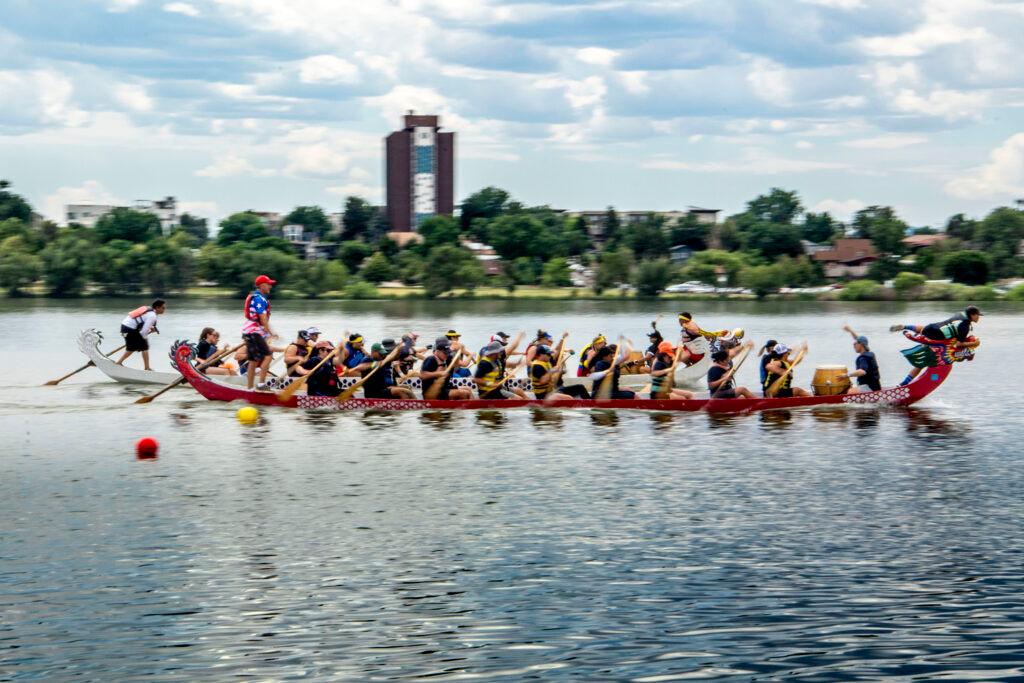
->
134 394 155 404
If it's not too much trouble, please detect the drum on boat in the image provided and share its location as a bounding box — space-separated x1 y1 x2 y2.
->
812 365 850 396
620 350 648 375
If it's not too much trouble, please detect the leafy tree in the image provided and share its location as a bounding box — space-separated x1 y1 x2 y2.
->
601 206 621 245
866 256 901 282
418 215 462 252
487 214 560 261
944 213 977 242
377 235 399 258
838 279 884 301
742 222 804 259
775 255 820 287
422 245 485 297
285 206 331 240
595 247 633 293
41 230 93 296
247 235 296 254
745 188 802 224
0 235 42 295
802 212 838 244
893 271 926 295
683 261 719 286
460 186 510 233
196 243 300 296
740 264 784 298
394 250 425 285
217 212 269 246
337 240 374 271
142 236 194 295
942 250 991 285
506 256 542 285
343 279 380 299
541 257 573 287
95 208 160 243
974 207 1024 278
852 206 908 255
625 215 668 260
294 260 349 298
87 239 141 295
683 249 747 285
179 213 209 242
562 216 591 256
341 197 375 241
360 251 395 284
0 180 33 223
670 213 711 250
715 218 743 251
633 258 673 296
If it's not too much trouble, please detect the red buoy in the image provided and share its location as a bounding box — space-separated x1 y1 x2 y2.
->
136 436 159 459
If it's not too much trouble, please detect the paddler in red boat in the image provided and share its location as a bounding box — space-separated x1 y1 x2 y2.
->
348 341 416 399
531 338 591 402
590 344 637 400
677 312 727 366
116 298 166 370
419 337 474 401
762 343 811 398
648 341 695 400
300 340 341 397
707 349 755 399
576 334 607 377
283 327 320 377
241 274 279 390
524 330 555 366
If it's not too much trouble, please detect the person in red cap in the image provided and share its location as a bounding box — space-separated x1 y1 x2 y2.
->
242 274 278 389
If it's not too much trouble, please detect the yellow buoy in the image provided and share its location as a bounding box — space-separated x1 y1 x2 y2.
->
237 406 259 424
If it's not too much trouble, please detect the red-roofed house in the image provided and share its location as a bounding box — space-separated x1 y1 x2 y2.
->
812 239 880 278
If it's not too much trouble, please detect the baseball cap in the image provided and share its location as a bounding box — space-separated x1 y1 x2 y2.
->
371 343 385 355
965 305 983 317
304 326 321 336
495 331 510 340
535 344 553 356
539 330 553 340
763 338 778 351
482 340 503 355
856 335 869 347
647 330 662 338
434 337 452 350
254 274 276 286
773 343 790 355
314 340 334 350
381 338 397 351
657 340 674 354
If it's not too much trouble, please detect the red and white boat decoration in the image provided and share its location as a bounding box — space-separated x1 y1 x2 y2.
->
172 343 954 414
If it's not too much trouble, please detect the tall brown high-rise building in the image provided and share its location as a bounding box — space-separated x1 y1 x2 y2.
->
385 113 455 233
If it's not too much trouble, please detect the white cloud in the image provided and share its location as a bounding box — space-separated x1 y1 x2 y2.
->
796 140 814 149
576 47 618 67
642 153 847 175
113 83 154 112
946 132 1024 200
106 0 140 12
163 2 200 17
843 134 927 149
0 70 90 128
325 183 380 201
284 144 349 177
42 180 124 223
747 58 792 105
195 154 274 178
809 198 866 220
298 55 360 85
179 200 219 218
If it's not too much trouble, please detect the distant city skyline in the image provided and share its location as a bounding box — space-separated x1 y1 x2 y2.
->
1 0 1022 228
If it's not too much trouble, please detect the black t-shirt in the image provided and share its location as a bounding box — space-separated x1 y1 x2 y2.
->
360 359 392 398
593 359 619 393
196 340 222 366
855 351 881 391
421 355 446 395
708 364 731 391
301 355 340 397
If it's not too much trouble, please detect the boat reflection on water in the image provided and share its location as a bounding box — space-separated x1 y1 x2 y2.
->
475 410 508 430
759 409 794 430
529 407 564 430
360 411 400 431
589 410 619 428
648 412 675 431
419 410 458 431
298 410 340 432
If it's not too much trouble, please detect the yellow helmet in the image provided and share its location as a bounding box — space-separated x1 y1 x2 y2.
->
732 327 745 340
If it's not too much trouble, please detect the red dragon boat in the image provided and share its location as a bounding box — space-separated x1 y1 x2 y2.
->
173 344 955 414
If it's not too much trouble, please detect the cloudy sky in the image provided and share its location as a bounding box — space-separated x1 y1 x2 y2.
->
2 0 1023 228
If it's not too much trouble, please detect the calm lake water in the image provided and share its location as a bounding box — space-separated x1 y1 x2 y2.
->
2 298 1023 681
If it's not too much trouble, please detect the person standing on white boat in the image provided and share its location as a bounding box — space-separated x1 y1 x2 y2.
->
242 274 279 390
116 299 165 371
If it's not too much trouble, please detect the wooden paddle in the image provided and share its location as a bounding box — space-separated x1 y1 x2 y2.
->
487 331 528 390
135 342 243 404
595 337 627 400
766 343 808 398
335 346 402 402
653 344 686 399
423 349 463 400
45 344 126 385
710 342 753 399
277 345 341 402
